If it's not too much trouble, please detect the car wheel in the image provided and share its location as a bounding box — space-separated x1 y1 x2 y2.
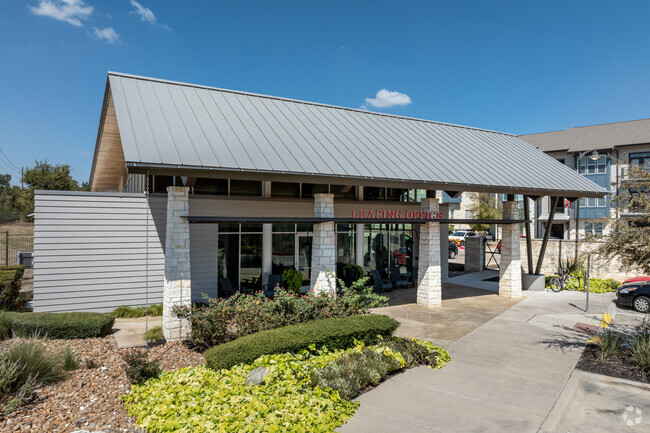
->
633 296 650 313
449 250 456 259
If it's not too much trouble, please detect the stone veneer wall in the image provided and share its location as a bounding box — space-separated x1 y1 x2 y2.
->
163 186 191 341
521 239 642 281
417 198 442 307
310 193 337 293
499 201 522 298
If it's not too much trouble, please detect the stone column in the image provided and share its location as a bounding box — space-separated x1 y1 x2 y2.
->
439 203 450 283
163 186 192 341
310 193 336 294
417 198 442 308
464 237 485 272
499 200 522 298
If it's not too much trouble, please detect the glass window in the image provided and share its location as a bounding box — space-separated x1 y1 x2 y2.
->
331 184 355 200
218 233 239 294
272 223 294 233
364 230 388 280
241 223 263 232
153 175 177 194
597 197 606 207
594 222 603 236
364 187 385 201
579 157 587 174
271 182 300 198
193 178 228 195
301 183 328 198
386 188 408 202
240 234 263 290
230 179 262 196
218 223 239 233
579 198 586 207
630 152 650 172
597 156 607 174
337 224 355 232
587 198 596 207
555 197 565 213
272 233 295 275
297 223 313 232
336 232 355 266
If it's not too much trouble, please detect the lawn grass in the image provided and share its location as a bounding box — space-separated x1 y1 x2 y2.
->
144 326 164 341
109 304 163 318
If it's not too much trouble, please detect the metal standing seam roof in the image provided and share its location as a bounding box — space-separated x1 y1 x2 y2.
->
520 118 650 153
104 72 606 198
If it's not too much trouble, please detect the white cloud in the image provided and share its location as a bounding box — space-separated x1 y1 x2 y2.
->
29 0 93 27
93 27 119 44
363 89 412 109
130 0 156 23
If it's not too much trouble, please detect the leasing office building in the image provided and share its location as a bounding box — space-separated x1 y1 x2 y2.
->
32 73 605 339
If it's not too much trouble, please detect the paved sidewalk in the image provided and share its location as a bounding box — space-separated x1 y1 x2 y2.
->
340 290 615 433
112 316 163 348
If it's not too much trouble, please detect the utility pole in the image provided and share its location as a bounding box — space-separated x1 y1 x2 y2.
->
21 167 24 189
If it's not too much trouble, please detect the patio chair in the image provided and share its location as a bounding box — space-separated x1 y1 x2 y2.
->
264 274 282 298
390 266 409 290
219 277 239 298
371 270 392 293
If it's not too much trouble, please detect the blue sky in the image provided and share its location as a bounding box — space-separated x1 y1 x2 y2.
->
1 0 649 185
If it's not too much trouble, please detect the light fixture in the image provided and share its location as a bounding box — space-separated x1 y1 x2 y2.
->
588 150 600 161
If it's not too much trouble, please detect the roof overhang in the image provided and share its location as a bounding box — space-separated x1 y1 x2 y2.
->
126 162 607 198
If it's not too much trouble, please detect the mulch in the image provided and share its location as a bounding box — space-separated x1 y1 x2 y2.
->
575 343 649 384
1 336 205 432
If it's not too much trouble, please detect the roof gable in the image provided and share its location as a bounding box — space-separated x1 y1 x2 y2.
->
99 72 606 198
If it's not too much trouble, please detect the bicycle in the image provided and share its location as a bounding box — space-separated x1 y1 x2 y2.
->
549 268 581 292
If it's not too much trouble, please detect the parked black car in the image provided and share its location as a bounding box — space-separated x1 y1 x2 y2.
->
449 241 458 259
616 282 650 313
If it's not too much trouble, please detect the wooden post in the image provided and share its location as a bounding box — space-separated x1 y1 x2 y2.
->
535 197 559 275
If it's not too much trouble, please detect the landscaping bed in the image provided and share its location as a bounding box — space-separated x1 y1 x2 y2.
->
576 344 649 384
1 336 204 432
575 325 650 385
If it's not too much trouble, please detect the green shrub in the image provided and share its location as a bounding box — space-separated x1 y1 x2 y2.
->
631 324 650 372
0 265 24 311
205 315 399 371
62 346 79 371
109 304 163 318
144 326 164 342
2 337 64 386
281 268 303 295
597 329 623 362
176 282 388 349
310 348 401 399
0 312 14 340
11 312 114 339
122 349 161 385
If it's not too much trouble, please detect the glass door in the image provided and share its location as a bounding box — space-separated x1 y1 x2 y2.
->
297 234 312 286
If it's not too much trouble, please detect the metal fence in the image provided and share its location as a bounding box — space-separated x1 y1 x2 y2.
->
0 232 34 266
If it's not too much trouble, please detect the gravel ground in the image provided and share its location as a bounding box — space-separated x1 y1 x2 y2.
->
1 336 204 433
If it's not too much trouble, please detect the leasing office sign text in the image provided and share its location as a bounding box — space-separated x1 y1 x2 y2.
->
351 209 442 220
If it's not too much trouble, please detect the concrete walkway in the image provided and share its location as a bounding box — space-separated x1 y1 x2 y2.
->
112 316 163 348
341 290 616 433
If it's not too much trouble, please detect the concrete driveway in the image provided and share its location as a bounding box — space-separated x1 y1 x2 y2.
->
341 290 619 433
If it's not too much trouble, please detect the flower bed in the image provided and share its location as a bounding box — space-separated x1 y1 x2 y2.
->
175 281 388 349
122 337 450 433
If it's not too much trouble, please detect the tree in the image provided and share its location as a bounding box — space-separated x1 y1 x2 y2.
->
22 160 80 191
468 193 502 233
0 160 86 221
598 163 650 274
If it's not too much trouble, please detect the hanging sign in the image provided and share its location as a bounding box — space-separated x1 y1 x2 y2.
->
351 209 442 220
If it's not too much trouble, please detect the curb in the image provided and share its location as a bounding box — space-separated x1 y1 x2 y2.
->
587 300 617 344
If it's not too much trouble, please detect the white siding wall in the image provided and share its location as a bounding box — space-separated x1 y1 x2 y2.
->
189 223 218 302
33 191 166 312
